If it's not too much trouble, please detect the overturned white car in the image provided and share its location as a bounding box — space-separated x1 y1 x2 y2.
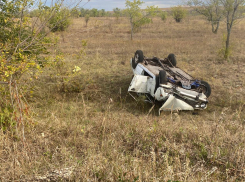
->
128 50 211 114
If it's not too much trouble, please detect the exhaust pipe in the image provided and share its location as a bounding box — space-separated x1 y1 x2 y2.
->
179 91 207 102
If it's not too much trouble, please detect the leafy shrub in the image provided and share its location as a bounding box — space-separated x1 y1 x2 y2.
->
171 6 187 22
0 0 79 131
160 11 168 21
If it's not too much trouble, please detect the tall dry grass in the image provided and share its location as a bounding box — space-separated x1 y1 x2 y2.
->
0 16 245 181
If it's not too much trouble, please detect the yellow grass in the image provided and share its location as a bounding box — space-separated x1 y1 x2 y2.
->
0 16 245 181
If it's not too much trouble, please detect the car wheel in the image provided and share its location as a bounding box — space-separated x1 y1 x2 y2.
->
197 81 211 98
159 70 168 84
132 50 144 69
167 54 177 67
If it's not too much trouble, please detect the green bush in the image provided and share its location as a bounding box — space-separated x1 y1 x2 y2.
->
160 11 167 21
171 6 187 22
0 0 76 130
47 8 71 32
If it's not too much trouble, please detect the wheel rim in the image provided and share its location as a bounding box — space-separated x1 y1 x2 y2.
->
135 54 139 64
197 85 207 95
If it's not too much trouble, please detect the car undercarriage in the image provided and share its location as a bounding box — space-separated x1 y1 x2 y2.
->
128 50 211 114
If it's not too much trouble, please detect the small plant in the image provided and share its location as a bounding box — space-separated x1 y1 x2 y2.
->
160 11 167 21
171 6 187 22
85 14 90 27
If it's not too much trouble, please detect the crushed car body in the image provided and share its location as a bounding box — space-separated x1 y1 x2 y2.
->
128 50 211 114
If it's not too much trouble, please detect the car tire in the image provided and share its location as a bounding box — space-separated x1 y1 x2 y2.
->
132 50 144 69
167 54 177 67
198 81 211 98
159 70 168 84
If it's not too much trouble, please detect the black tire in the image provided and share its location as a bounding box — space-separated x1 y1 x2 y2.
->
167 53 177 67
159 70 168 84
154 75 159 93
197 81 211 98
132 50 144 69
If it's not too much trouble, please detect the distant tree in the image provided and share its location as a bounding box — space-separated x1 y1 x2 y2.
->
42 7 71 32
104 11 111 17
80 8 92 17
80 8 86 17
90 8 98 17
85 14 90 27
100 9 106 17
220 0 245 58
124 0 158 40
171 6 187 22
160 11 168 21
187 0 223 34
71 7 80 17
187 0 245 59
113 7 121 20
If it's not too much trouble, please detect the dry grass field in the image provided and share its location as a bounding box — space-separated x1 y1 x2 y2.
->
1 16 245 181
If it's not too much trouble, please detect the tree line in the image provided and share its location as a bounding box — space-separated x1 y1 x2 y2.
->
29 7 118 18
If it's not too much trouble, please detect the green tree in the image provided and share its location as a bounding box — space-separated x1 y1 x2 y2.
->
80 8 86 17
124 0 158 40
171 6 187 22
90 8 98 17
80 8 90 17
99 9 106 17
221 0 245 58
113 7 121 20
71 7 80 18
46 7 71 32
187 0 223 34
187 0 245 59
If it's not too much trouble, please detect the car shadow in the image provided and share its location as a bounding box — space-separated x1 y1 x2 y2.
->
94 74 167 116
